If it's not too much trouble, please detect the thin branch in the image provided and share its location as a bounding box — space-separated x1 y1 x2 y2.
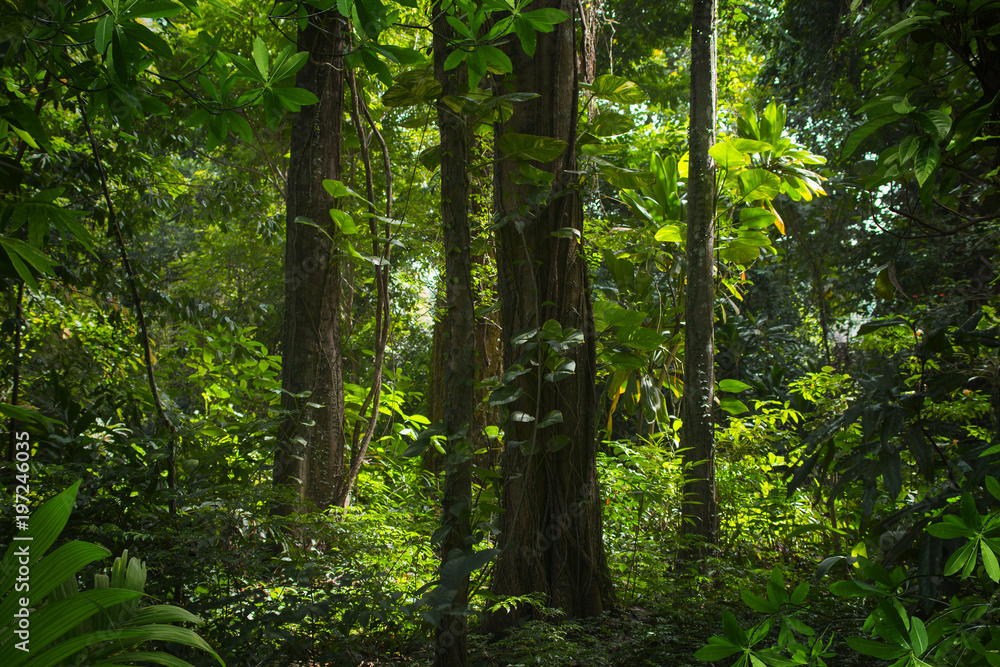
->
344 68 391 491
80 96 178 515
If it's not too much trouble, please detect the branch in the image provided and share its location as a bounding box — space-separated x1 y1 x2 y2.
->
81 97 178 515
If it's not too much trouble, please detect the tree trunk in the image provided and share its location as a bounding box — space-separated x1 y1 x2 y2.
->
489 0 611 626
433 7 476 664
274 10 348 512
680 0 720 546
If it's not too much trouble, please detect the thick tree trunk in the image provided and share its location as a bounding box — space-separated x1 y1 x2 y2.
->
680 0 720 545
489 0 611 626
274 10 348 512
433 7 476 665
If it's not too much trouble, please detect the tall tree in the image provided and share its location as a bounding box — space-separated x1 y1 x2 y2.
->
489 0 611 624
273 8 348 511
680 0 720 544
432 4 476 663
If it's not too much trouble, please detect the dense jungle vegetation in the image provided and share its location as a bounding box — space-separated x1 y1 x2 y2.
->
1 0 999 664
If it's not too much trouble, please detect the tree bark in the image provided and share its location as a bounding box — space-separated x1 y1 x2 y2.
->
680 0 720 545
489 0 611 626
433 7 476 664
274 10 348 512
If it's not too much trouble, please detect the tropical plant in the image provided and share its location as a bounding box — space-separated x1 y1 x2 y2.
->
0 481 223 667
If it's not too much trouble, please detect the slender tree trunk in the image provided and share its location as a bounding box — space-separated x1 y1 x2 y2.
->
274 9 347 512
680 0 720 546
424 293 447 477
489 0 611 627
433 7 476 664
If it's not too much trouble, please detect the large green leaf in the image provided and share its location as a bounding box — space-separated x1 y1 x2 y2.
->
0 589 143 666
738 169 781 201
592 301 646 330
616 325 664 351
381 70 441 108
844 637 907 660
709 141 749 170
601 166 655 188
20 624 224 667
585 74 646 104
0 481 81 596
589 110 635 136
0 541 109 622
497 132 567 162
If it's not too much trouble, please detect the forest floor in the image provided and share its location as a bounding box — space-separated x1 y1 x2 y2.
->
336 571 884 667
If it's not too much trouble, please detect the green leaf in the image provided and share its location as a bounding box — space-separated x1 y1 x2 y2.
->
419 144 441 171
443 48 466 71
329 209 358 234
126 0 185 18
488 385 523 406
986 477 1000 502
844 637 908 660
914 142 940 186
590 110 635 136
730 138 774 154
355 0 386 38
843 114 899 157
814 556 847 582
601 166 655 188
537 410 563 428
120 21 173 58
497 132 567 162
738 169 782 201
739 206 778 229
694 639 742 661
942 540 977 577
721 610 747 646
961 492 982 531
0 236 55 291
480 44 512 73
718 240 760 266
375 44 424 65
96 16 114 54
856 318 910 335
717 395 748 415
513 17 536 57
949 93 998 152
0 541 108 623
445 15 473 39
592 301 646 330
789 582 809 606
741 590 778 614
382 70 441 107
228 53 263 82
829 579 878 597
226 111 253 142
983 544 1000 583
22 624 223 667
322 179 352 199
519 8 569 31
915 110 952 140
719 379 751 393
653 224 682 243
616 325 664 351
926 517 974 540
585 74 646 104
709 141 749 170
272 86 320 108
543 359 576 382
252 36 269 76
